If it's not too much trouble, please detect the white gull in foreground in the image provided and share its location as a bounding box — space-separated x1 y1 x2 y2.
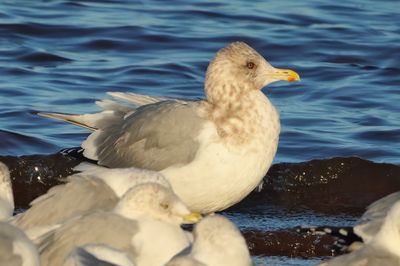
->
353 191 400 245
12 164 170 238
38 42 300 213
63 243 135 266
320 192 400 266
0 221 40 266
166 214 252 266
38 183 200 266
0 162 14 220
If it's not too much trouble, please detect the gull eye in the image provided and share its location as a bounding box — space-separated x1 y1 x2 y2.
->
246 62 255 69
160 203 169 209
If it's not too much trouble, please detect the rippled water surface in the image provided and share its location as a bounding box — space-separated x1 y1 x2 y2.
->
0 1 399 265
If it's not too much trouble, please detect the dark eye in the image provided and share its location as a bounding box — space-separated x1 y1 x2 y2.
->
160 203 169 209
246 62 255 69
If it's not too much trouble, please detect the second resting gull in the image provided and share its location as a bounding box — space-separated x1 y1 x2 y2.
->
38 42 300 213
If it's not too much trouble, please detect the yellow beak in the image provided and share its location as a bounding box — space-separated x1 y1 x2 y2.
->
183 212 202 223
272 68 300 82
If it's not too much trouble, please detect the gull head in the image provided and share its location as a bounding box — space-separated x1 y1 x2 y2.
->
205 42 299 103
114 183 201 224
191 214 252 266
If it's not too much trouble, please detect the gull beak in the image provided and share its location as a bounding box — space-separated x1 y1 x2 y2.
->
183 212 202 224
272 68 301 82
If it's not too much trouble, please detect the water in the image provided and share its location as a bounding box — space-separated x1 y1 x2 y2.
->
0 1 399 265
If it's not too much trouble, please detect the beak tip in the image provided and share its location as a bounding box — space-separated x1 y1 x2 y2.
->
288 71 300 82
274 68 300 83
183 212 202 223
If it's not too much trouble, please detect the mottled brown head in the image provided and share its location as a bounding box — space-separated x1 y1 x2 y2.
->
205 42 299 104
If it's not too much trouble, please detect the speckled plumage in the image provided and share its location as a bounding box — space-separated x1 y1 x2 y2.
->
37 42 299 213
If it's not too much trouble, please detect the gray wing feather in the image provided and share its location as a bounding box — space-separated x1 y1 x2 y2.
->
83 100 205 169
39 213 138 266
12 176 118 230
0 222 40 266
165 257 207 266
69 247 122 266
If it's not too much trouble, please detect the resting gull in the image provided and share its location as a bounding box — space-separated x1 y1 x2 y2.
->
319 192 400 265
12 164 170 237
166 214 252 266
353 191 400 245
0 221 40 266
37 42 300 213
0 162 14 220
38 183 201 266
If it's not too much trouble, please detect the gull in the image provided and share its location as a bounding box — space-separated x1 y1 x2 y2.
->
166 214 252 266
319 192 400 266
37 42 300 213
11 163 170 237
0 221 40 266
0 161 14 220
353 191 400 245
38 183 201 266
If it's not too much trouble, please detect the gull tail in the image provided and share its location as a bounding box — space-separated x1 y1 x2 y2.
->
34 111 97 130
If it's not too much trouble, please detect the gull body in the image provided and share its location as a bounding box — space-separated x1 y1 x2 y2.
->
354 191 400 244
0 162 14 220
0 221 40 266
320 192 400 266
12 164 170 237
38 183 199 266
38 42 300 213
63 244 136 266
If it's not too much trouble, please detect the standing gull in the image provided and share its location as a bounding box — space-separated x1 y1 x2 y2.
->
38 42 300 213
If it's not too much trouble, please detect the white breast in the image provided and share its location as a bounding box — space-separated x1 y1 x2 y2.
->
161 92 280 213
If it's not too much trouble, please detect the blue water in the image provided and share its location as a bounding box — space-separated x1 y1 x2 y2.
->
1 0 399 163
0 1 399 265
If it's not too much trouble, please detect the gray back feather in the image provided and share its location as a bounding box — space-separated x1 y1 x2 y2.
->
13 176 118 229
0 222 39 266
165 256 207 266
67 246 122 266
39 212 138 266
86 101 205 169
